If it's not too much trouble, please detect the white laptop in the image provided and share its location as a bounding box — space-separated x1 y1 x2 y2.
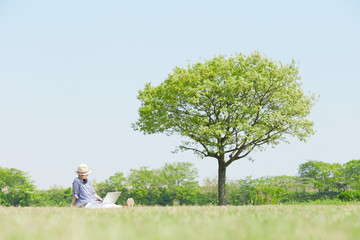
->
102 192 121 204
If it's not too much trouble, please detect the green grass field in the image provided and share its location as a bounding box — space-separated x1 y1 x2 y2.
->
1 205 360 240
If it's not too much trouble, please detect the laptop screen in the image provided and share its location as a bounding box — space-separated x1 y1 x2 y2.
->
103 192 121 204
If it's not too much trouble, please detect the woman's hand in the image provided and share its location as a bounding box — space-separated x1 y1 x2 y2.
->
94 194 103 202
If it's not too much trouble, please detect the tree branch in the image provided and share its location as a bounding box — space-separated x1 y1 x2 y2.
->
179 146 206 156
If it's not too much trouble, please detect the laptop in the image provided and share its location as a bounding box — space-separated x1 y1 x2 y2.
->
102 192 121 204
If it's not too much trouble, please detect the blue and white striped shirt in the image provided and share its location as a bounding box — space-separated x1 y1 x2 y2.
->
72 177 99 206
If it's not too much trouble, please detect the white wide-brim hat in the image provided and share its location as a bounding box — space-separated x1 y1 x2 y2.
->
75 163 92 175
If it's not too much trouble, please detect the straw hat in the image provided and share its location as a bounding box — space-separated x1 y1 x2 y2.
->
75 163 92 175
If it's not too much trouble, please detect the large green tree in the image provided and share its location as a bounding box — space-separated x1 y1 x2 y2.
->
133 51 316 205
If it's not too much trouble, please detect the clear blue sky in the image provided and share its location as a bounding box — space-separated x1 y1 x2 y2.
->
1 0 359 189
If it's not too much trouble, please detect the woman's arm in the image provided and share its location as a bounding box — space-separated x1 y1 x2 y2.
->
88 180 103 202
70 197 77 207
71 179 80 207
94 194 103 202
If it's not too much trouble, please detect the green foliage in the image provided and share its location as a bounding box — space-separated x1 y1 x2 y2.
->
203 176 292 206
338 190 360 202
126 166 162 205
133 52 316 154
158 162 201 205
94 172 129 204
0 167 35 206
30 187 72 207
226 175 341 205
197 177 218 205
96 162 202 206
227 177 253 205
249 177 287 205
298 160 345 192
344 159 360 190
282 191 339 203
224 176 289 205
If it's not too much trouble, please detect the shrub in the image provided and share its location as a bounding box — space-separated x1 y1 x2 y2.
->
30 187 72 207
338 190 360 202
0 167 35 206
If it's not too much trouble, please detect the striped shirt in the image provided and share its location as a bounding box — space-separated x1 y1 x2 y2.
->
72 177 99 206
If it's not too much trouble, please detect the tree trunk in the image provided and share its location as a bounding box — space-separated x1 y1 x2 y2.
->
218 157 227 206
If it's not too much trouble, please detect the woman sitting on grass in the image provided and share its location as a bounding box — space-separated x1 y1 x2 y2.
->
70 163 134 208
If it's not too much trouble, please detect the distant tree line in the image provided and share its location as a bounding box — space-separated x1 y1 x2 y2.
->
1 159 360 206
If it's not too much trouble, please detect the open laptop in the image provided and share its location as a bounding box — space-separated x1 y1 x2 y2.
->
102 192 121 204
